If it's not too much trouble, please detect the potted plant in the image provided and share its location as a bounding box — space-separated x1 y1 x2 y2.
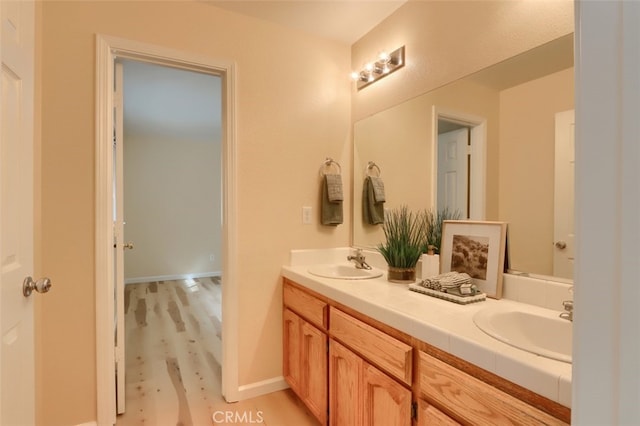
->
425 206 462 254
421 207 462 278
377 206 427 283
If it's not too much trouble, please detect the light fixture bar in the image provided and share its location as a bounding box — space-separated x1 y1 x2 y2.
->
353 46 405 90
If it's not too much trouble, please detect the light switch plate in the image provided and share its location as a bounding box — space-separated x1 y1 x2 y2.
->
302 206 312 224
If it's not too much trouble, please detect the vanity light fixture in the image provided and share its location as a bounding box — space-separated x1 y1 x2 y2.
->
351 46 405 90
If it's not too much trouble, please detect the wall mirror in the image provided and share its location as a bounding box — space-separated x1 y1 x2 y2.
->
353 33 574 280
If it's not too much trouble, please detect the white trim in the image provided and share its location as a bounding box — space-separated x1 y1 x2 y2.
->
573 1 640 424
236 377 289 401
124 272 221 285
95 34 238 425
431 106 487 219
95 35 116 426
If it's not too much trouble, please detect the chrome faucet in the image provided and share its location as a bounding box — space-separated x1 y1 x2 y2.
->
559 300 573 322
347 249 372 270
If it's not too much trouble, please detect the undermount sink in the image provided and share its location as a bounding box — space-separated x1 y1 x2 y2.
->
473 305 572 363
308 264 383 280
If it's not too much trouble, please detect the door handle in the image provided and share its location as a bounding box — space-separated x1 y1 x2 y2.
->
23 276 52 297
555 241 567 250
123 242 134 250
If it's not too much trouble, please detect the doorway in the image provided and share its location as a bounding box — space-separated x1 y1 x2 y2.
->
113 58 223 415
432 107 487 220
553 109 575 279
437 123 470 217
95 35 238 425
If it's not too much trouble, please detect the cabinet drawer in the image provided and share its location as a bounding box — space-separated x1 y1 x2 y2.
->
330 307 412 385
418 351 567 425
283 280 327 330
417 399 460 426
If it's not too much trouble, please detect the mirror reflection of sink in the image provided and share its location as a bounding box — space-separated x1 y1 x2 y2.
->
473 305 572 363
308 264 383 280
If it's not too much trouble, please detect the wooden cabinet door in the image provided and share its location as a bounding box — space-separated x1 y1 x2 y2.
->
283 309 303 395
302 320 328 425
329 340 361 426
416 399 460 426
362 362 412 426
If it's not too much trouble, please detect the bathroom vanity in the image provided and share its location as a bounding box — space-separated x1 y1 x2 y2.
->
282 249 572 425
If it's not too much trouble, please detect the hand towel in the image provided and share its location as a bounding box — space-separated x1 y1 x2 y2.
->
363 176 385 225
369 176 386 203
325 174 343 202
419 271 471 292
322 174 343 226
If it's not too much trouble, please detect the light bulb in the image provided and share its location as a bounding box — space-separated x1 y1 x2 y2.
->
378 51 391 63
350 71 360 81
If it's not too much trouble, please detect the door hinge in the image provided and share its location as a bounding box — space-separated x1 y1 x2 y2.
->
411 401 417 420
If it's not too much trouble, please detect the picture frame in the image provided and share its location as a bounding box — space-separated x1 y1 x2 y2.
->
440 220 508 299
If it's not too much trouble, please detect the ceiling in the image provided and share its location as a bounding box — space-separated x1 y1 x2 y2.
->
204 0 407 44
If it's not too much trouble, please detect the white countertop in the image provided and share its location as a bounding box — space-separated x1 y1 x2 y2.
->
282 255 572 408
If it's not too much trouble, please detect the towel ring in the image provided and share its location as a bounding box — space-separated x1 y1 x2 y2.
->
366 161 381 177
320 157 342 177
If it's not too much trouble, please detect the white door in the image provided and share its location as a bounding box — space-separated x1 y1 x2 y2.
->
114 61 127 414
1 1 40 424
437 127 469 216
553 109 575 279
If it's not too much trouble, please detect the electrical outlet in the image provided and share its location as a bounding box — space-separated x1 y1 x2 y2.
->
302 206 312 224
209 254 215 262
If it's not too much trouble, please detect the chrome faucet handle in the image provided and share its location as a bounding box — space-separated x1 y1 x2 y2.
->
562 300 574 311
560 300 574 321
347 248 363 260
347 249 372 269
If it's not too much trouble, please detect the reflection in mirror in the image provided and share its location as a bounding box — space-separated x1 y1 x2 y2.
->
437 120 470 217
353 34 574 280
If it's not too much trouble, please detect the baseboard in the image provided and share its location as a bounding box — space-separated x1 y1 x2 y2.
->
231 376 289 402
125 271 221 285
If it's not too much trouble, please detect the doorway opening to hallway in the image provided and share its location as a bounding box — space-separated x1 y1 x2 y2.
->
113 59 223 422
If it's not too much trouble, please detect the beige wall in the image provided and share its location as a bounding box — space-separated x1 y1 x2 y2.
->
499 67 574 275
123 132 222 279
351 0 574 121
39 1 350 424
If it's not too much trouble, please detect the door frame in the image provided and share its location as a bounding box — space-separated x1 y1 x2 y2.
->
95 34 238 425
431 106 487 219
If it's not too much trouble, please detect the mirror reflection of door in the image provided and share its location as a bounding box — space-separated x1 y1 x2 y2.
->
437 121 470 218
553 109 575 279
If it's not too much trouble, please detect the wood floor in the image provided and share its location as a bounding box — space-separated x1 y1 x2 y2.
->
117 278 318 426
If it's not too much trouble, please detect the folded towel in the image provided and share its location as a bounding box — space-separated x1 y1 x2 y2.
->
369 176 386 203
363 176 385 225
325 174 343 202
321 175 343 226
409 283 485 304
419 271 472 293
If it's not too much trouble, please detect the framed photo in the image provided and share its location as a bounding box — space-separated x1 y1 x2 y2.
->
440 220 508 299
